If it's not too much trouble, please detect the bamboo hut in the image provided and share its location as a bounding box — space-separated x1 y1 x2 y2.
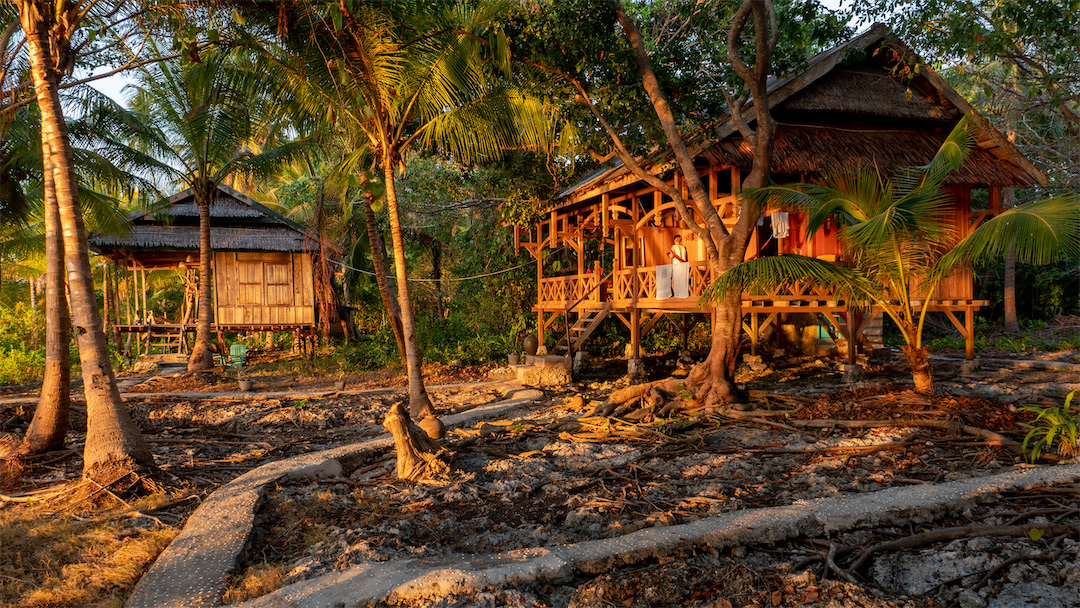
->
90 184 325 358
516 25 1047 362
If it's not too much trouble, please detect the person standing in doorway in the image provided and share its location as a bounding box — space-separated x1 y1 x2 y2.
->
667 234 687 264
667 234 690 298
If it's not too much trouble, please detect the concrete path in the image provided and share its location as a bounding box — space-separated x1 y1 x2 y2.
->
124 387 546 608
124 380 1080 608
233 463 1080 608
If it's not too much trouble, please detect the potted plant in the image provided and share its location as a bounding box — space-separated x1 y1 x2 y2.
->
335 361 347 391
237 368 253 392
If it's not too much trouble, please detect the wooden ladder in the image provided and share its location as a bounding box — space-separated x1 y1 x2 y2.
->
554 302 612 355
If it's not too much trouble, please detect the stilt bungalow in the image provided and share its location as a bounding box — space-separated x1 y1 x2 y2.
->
90 184 327 358
515 25 1047 363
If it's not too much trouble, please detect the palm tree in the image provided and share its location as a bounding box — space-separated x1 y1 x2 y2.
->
14 0 155 479
708 119 1080 394
260 0 548 418
0 81 165 461
128 47 307 371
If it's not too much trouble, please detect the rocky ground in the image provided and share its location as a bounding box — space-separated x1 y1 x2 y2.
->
223 353 1078 608
2 349 1078 608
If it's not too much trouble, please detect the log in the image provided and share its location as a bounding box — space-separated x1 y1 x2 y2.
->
383 403 452 481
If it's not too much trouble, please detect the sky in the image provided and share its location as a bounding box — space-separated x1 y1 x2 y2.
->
89 69 134 106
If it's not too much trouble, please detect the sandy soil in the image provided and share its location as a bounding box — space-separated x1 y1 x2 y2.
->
3 351 1078 608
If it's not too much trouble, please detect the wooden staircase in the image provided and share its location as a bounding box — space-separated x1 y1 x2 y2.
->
147 326 186 356
554 302 612 355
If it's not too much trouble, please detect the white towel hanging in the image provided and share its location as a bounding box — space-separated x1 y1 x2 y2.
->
771 211 790 239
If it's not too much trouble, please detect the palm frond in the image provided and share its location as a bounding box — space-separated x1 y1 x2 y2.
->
702 254 880 305
936 195 1080 278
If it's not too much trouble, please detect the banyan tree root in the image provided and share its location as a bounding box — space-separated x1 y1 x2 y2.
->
383 403 453 481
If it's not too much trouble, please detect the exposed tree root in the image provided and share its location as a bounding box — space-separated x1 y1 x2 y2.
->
587 379 684 417
848 523 1079 575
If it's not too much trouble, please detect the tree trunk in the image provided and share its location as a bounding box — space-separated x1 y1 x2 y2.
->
1002 188 1019 335
689 289 743 405
18 1 155 479
363 196 407 367
902 344 935 395
383 402 450 481
22 138 70 454
613 1 774 404
382 159 433 418
187 186 214 370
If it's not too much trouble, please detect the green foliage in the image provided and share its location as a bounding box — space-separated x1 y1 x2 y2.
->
925 321 1080 353
977 254 1080 323
341 332 401 371
508 0 849 159
0 303 45 385
1020 392 1080 462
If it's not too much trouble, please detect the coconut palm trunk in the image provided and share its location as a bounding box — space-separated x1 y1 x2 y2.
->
188 184 215 370
383 160 433 418
363 196 407 366
18 1 154 478
22 140 70 454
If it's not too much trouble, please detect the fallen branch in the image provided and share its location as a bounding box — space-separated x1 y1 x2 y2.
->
849 523 1080 574
0 487 67 503
974 552 1052 588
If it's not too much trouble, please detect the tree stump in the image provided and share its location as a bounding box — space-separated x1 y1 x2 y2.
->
383 403 452 481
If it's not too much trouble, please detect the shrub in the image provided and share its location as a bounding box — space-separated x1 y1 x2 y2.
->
1020 391 1079 462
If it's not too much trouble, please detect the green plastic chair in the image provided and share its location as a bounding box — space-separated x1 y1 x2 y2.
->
229 343 247 368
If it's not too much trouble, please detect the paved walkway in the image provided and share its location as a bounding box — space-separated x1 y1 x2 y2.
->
123 382 1080 608
124 387 545 608
226 463 1080 608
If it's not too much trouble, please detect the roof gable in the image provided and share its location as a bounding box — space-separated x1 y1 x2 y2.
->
560 24 1047 204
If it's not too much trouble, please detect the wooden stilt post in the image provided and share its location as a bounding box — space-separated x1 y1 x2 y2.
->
846 307 857 366
965 306 975 360
750 312 759 355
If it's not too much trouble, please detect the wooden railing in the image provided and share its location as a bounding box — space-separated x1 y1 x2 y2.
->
611 263 713 301
540 264 984 315
537 273 602 308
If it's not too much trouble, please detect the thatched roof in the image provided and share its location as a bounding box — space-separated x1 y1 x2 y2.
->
90 225 311 252
558 24 1047 206
90 184 319 257
703 125 1036 186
